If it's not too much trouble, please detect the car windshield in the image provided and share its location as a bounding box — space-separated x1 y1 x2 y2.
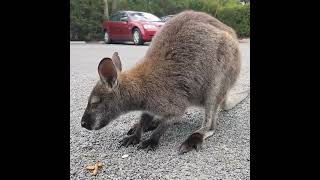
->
129 12 161 22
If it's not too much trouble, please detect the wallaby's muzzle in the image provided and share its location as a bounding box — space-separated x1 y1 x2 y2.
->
81 113 93 130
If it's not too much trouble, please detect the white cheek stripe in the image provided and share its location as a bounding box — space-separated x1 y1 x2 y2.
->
90 96 100 104
92 114 103 130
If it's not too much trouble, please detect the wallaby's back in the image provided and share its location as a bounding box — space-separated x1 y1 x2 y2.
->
123 10 240 113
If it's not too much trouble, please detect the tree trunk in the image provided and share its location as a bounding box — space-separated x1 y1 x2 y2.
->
111 0 117 14
104 0 109 19
124 0 128 9
214 0 220 17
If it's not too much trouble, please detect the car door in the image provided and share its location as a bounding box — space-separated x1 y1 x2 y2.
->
117 12 131 40
108 12 120 39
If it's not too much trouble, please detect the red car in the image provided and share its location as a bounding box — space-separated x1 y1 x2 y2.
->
103 11 165 45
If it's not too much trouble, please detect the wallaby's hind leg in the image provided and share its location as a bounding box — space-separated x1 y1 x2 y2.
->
178 38 241 154
127 112 159 135
179 86 227 154
120 112 158 147
221 89 249 111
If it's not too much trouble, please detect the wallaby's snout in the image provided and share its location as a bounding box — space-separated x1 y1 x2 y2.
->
81 103 115 131
81 112 93 130
81 120 90 130
81 111 108 131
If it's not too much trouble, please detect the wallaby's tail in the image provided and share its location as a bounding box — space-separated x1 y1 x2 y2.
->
221 89 249 111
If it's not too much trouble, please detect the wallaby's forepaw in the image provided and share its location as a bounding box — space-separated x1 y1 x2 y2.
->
127 123 159 135
178 133 204 154
127 125 137 135
119 134 141 147
137 138 159 151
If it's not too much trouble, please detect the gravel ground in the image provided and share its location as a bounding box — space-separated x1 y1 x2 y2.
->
70 42 250 180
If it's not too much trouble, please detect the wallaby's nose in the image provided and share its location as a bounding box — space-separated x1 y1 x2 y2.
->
81 121 86 127
81 120 91 130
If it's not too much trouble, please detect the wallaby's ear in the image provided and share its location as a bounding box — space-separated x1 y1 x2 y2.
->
111 52 122 71
98 58 118 88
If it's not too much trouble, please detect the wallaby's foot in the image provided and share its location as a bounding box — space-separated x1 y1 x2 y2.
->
137 138 159 151
119 133 141 147
127 126 137 135
127 113 159 135
178 132 204 154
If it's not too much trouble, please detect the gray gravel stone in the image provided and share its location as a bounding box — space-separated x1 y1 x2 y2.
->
70 42 250 180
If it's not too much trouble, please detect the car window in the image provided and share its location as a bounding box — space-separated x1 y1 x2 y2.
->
128 12 161 22
110 12 120 21
119 12 128 19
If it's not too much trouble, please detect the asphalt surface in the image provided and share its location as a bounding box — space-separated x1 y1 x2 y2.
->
70 41 250 180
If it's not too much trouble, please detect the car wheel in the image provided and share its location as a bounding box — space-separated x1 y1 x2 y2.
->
133 28 144 45
104 31 112 44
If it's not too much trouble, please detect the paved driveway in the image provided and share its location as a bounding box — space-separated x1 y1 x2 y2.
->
70 41 250 180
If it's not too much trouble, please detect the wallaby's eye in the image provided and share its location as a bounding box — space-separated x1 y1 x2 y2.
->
90 96 101 105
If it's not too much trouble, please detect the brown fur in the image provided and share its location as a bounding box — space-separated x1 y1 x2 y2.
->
81 10 241 154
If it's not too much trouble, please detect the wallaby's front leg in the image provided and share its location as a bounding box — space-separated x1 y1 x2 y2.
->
120 112 156 147
137 117 171 151
127 112 160 135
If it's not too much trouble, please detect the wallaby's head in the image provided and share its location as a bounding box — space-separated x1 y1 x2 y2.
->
81 52 123 130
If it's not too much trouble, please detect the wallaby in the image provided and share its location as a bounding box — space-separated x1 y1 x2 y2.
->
81 10 248 154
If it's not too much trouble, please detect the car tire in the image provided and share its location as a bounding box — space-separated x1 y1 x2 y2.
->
104 31 112 44
132 28 144 45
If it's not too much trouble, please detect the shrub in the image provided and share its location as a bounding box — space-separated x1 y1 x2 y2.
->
70 0 104 41
70 0 250 41
217 4 250 38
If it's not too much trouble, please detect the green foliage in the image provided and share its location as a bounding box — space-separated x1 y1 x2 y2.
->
108 0 187 17
217 4 250 38
70 0 250 41
186 0 219 15
70 0 104 41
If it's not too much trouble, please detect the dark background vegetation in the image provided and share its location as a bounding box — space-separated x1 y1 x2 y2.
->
70 0 250 41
